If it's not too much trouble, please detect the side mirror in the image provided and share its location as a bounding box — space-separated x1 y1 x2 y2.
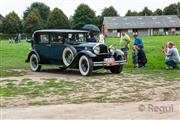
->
26 39 32 43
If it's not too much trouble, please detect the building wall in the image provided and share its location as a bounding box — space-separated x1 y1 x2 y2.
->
104 27 180 37
137 29 148 36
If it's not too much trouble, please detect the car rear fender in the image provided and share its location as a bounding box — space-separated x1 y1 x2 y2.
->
25 50 41 63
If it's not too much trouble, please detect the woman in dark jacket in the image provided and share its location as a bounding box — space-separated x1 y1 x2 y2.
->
137 44 147 67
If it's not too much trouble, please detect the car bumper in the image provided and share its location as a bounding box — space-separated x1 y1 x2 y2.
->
93 60 124 67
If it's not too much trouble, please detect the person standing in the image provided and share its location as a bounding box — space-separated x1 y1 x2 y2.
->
132 33 144 67
163 42 180 69
99 32 105 44
133 33 144 48
119 32 131 63
18 33 21 42
15 34 18 43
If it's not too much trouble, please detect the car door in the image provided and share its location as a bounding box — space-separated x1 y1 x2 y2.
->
34 32 51 61
50 32 65 63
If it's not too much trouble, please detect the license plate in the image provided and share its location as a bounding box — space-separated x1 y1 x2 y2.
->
104 58 116 66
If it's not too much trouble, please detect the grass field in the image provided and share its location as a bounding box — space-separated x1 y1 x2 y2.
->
106 35 180 78
0 35 180 78
0 36 180 106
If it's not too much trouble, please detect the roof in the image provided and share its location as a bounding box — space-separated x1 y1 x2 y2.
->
103 15 180 29
34 29 88 33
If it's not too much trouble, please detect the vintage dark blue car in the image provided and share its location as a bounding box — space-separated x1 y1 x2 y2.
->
25 29 124 76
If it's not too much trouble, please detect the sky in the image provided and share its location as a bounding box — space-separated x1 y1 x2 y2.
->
0 0 179 18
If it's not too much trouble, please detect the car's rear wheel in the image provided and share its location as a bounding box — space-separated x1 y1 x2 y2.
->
30 54 41 72
79 55 93 76
110 65 123 74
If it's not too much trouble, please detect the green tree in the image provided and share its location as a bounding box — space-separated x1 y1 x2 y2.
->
69 15 74 29
139 7 153 16
0 14 4 33
163 4 178 15
101 6 118 17
23 2 50 25
47 8 69 29
72 4 96 29
178 2 180 18
96 15 102 29
98 6 118 29
125 10 139 16
0 14 3 20
23 9 43 33
153 8 163 16
2 11 21 34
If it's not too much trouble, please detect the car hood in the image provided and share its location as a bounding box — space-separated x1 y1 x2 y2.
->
76 42 97 47
76 42 108 48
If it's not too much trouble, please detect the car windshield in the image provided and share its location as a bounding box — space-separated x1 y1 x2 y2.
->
67 33 87 43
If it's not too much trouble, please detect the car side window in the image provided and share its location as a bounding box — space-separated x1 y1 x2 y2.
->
40 33 49 43
68 33 77 42
51 33 63 43
78 33 86 42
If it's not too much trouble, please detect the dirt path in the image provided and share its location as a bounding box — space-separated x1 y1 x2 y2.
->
1 101 179 119
0 69 180 119
1 69 180 107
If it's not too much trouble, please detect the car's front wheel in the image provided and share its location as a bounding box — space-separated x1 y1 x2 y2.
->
30 54 41 72
79 55 93 76
110 65 123 74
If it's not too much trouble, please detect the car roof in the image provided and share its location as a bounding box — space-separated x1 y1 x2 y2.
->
34 29 88 33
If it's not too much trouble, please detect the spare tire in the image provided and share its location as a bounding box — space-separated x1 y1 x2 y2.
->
62 47 75 67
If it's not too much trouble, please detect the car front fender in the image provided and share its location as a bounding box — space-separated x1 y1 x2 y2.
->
114 49 124 60
78 50 97 58
68 50 96 68
115 49 124 56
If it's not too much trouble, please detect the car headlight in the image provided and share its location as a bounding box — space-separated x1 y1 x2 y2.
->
109 45 116 55
93 45 100 55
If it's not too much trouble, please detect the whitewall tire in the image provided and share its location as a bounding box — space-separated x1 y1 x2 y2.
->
30 54 41 72
79 55 93 76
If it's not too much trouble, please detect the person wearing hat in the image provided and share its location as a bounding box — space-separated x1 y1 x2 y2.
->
119 32 131 63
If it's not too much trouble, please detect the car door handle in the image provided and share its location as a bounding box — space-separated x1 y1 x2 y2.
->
46 44 51 47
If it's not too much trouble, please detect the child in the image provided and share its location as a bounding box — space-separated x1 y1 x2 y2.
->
137 44 147 67
132 46 138 68
99 33 105 44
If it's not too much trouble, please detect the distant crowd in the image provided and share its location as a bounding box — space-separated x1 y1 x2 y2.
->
9 33 21 43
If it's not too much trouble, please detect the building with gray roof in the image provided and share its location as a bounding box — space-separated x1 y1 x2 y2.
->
103 15 180 36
